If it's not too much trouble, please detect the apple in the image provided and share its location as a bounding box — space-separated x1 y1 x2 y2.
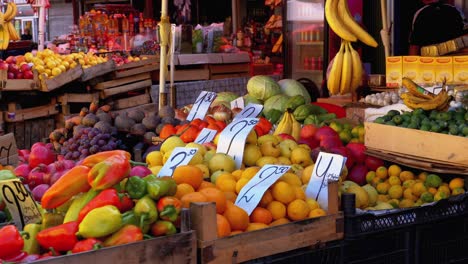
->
320 136 343 149
257 134 280 146
300 124 319 140
246 130 258 145
329 146 355 169
348 164 368 185
243 144 263 167
298 137 320 150
23 70 34 79
208 153 236 173
290 147 313 167
8 63 19 74
13 164 31 181
277 156 292 165
28 164 50 188
7 72 14 79
256 156 278 167
5 56 16 64
364 156 385 171
20 63 32 72
277 133 296 141
16 72 23 79
29 143 56 168
259 140 281 157
310 147 322 163
279 139 298 158
0 61 8 70
185 142 206 156
314 126 339 142
346 142 367 164
32 184 50 201
202 142 217 151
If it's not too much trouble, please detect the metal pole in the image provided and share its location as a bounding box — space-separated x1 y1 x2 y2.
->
159 0 169 109
37 0 45 51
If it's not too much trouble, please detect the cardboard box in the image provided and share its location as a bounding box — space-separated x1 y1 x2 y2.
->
402 56 419 83
386 56 402 87
418 57 436 85
453 55 468 84
434 57 453 84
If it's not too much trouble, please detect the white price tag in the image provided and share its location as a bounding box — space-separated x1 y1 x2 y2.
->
233 103 264 120
235 165 291 215
305 152 345 211
194 128 218 144
0 179 42 229
157 147 198 177
186 91 217 121
216 118 258 169
231 97 245 109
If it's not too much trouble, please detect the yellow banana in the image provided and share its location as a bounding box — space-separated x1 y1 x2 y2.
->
327 41 345 95
0 25 9 50
340 41 352 95
11 3 17 20
402 77 435 100
7 22 19 41
337 0 378 47
290 115 302 141
402 89 448 110
400 93 430 104
274 111 293 136
3 3 13 22
325 0 357 42
348 42 363 92
272 34 283 53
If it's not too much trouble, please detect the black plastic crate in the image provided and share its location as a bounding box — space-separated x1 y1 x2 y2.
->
416 193 468 224
415 216 468 264
243 241 342 264
343 228 414 264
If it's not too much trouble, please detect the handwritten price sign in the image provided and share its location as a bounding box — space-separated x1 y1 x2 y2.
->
235 165 291 215
305 152 345 211
216 118 258 169
0 133 19 166
186 91 217 121
231 97 244 109
0 179 42 229
233 103 263 120
157 148 198 177
194 128 218 144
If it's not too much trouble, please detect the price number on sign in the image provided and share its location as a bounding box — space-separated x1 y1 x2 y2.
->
235 165 291 215
233 103 263 120
230 97 245 109
216 118 258 169
0 179 42 229
305 152 345 211
157 148 198 177
186 91 217 121
194 128 218 144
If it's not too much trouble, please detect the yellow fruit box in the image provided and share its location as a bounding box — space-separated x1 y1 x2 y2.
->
365 122 468 169
402 56 420 84
453 55 468 84
418 57 436 85
386 56 403 87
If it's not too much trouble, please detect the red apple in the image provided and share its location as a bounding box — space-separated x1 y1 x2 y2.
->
49 170 67 185
29 143 56 168
23 70 34 79
347 164 368 186
365 156 385 171
330 146 355 169
20 63 32 72
277 133 296 141
28 164 50 188
130 165 152 178
320 136 343 149
346 142 367 164
314 126 339 142
5 56 16 64
13 163 31 181
8 63 19 73
7 72 14 79
0 61 8 70
32 184 50 201
300 124 319 140
298 137 320 150
16 72 23 79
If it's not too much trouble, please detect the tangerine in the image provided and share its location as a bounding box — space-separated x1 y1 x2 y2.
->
246 223 269 231
269 218 290 227
223 204 249 231
216 214 231 238
267 201 286 220
197 181 216 190
259 190 274 208
449 178 464 191
287 199 310 221
271 181 296 204
173 165 204 189
250 207 273 225
224 191 238 203
309 208 327 218
175 183 195 199
181 192 208 208
200 187 227 214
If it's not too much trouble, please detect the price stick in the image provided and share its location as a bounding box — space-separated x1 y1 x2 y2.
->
305 152 346 211
231 97 245 109
186 91 217 121
216 118 258 169
0 179 42 229
157 147 198 177
233 103 263 120
194 128 218 144
235 165 291 215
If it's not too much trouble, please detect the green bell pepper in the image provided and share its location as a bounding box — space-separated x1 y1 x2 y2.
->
125 176 147 199
143 175 177 200
121 211 139 227
134 195 158 233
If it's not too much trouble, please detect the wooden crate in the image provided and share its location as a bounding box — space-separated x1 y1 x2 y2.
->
0 70 40 91
209 63 250 80
190 182 343 264
4 98 59 123
80 60 116 82
57 92 99 115
365 122 468 168
113 57 158 79
34 231 197 264
107 89 152 110
5 117 55 149
39 64 84 92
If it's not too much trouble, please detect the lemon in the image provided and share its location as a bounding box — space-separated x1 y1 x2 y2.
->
271 181 296 205
287 199 310 221
306 198 320 210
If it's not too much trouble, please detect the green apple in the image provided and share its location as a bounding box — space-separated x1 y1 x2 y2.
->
246 129 258 145
160 136 185 155
290 147 313 167
243 144 263 167
210 170 230 184
279 139 298 158
256 156 278 167
185 142 206 156
203 149 217 165
208 153 236 174
257 134 280 146
259 140 281 157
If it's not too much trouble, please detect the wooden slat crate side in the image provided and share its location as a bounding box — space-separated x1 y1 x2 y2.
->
112 92 151 110
209 63 249 74
210 72 250 80
93 72 151 90
40 64 84 92
114 64 158 79
4 103 59 123
58 92 100 104
365 122 468 166
5 117 55 150
100 79 152 99
173 69 210 82
80 60 116 82
115 57 159 70
34 231 197 264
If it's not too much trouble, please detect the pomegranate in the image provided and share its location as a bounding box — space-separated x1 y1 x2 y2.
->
29 142 56 168
28 164 50 188
129 165 152 178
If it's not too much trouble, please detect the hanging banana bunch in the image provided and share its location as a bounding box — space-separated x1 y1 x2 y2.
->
0 2 19 51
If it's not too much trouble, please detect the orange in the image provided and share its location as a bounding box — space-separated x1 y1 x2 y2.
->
403 188 417 201
309 208 327 218
246 223 269 232
231 169 243 181
376 182 391 194
438 185 451 196
259 190 274 208
366 171 376 184
223 204 250 231
293 186 306 201
306 198 320 211
250 207 273 225
388 165 402 177
375 166 388 180
269 218 290 227
241 166 260 180
280 173 302 187
287 199 310 221
200 187 227 214
418 172 428 182
412 182 427 197
216 214 231 238
267 201 286 220
399 171 415 182
198 181 216 190
230 230 243 236
173 165 204 190
388 176 401 186
449 178 464 191
175 183 195 199
271 181 296 204
224 191 238 203
181 192 208 208
216 178 237 193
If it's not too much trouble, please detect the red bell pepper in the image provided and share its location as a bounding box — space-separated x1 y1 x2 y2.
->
0 225 24 259
150 221 177 237
36 221 79 252
88 154 131 190
77 188 122 223
71 238 102 253
41 165 91 209
103 225 143 247
81 150 131 168
118 193 135 213
157 196 182 222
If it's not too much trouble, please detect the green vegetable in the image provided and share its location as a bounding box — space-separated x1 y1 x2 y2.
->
126 176 147 199
247 75 281 101
78 205 122 238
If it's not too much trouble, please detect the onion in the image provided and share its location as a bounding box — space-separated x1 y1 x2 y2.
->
175 108 188 121
212 104 232 122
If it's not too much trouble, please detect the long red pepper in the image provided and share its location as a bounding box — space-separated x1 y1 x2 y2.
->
77 188 122 223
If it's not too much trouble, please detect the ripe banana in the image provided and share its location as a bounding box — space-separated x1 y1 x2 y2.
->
0 2 18 50
325 0 357 42
290 115 302 141
347 42 363 92
402 89 449 110
327 41 345 95
339 41 352 95
402 77 435 100
273 111 293 136
0 24 9 50
7 22 19 41
272 34 283 53
3 3 14 21
337 0 378 47
400 93 430 104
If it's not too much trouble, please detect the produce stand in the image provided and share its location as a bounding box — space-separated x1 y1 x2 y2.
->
39 64 84 92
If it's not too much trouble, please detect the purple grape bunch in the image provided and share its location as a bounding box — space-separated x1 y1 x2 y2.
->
61 127 120 161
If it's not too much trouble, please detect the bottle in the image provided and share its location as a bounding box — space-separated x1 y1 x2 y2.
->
139 13 144 34
122 15 129 50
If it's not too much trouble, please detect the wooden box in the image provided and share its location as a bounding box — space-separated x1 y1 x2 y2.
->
4 98 59 123
209 63 250 80
190 182 343 264
5 117 55 149
40 64 84 92
365 122 468 168
0 70 40 91
113 57 158 79
80 60 116 82
57 92 100 115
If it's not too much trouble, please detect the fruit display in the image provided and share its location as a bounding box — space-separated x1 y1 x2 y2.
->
341 163 465 210
0 2 20 50
359 91 400 106
374 107 467 137
108 53 149 67
400 77 452 111
0 56 35 80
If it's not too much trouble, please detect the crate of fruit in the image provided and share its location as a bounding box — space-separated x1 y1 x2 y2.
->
0 68 39 91
80 59 116 82
39 64 84 92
